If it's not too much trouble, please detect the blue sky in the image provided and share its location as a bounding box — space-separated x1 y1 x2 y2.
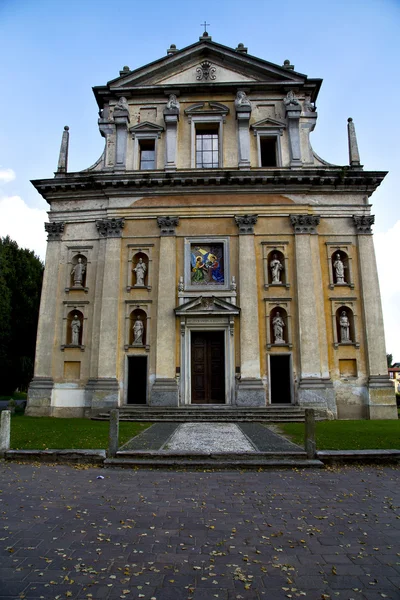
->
0 0 399 358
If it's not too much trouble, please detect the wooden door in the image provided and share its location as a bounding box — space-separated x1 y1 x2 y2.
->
191 331 225 404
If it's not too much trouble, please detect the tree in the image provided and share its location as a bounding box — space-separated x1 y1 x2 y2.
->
0 237 44 394
387 353 393 368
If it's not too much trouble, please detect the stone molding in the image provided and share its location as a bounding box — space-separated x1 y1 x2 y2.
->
352 215 374 234
290 214 320 234
96 218 125 238
235 214 258 234
45 222 65 241
157 216 179 236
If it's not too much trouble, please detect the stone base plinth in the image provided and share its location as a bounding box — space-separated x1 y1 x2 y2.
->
26 377 53 416
367 377 398 420
236 379 266 406
86 378 119 411
297 378 336 418
150 379 179 406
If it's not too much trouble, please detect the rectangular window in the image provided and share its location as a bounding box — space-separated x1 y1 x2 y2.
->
195 124 219 168
260 137 277 167
139 139 155 170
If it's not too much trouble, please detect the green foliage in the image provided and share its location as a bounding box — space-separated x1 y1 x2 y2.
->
10 416 151 449
387 353 393 368
0 237 44 394
279 420 400 450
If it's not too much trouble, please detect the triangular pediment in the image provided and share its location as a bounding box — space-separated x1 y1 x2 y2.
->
129 121 164 134
251 117 286 131
175 296 240 316
103 39 309 91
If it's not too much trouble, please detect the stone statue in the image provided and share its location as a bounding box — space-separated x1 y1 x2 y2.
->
133 258 147 286
133 316 144 345
272 312 285 343
284 90 300 107
304 95 316 112
333 253 346 284
166 94 180 111
270 254 283 283
71 315 81 345
71 257 86 287
340 311 350 343
114 97 129 112
235 90 251 109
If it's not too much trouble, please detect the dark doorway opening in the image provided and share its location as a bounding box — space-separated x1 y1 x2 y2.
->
191 331 225 404
270 355 291 404
127 356 147 404
260 137 277 167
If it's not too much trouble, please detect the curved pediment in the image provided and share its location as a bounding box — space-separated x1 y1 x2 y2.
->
184 101 230 122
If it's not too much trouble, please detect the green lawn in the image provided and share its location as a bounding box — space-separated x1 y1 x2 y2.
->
278 419 400 450
10 415 151 450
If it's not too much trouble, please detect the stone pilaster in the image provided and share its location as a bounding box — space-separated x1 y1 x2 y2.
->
164 106 179 171
114 107 130 170
235 215 265 406
150 217 180 405
284 91 302 167
235 97 252 170
88 218 125 411
26 222 65 416
290 215 335 415
353 215 397 419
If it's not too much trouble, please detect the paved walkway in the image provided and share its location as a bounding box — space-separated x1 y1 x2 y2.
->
121 422 303 453
0 462 399 599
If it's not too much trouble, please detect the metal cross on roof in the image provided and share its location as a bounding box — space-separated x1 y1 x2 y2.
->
201 21 210 33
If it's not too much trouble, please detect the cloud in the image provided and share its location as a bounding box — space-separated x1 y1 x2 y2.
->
0 168 16 184
0 194 47 261
375 220 400 361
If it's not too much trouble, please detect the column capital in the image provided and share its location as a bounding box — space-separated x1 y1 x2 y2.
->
157 216 179 236
235 214 258 234
45 221 65 241
353 214 374 234
290 214 320 234
96 218 125 238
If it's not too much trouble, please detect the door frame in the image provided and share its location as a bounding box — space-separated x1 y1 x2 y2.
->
180 316 235 406
268 352 294 405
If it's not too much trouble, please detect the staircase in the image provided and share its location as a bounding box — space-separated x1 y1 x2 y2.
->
92 405 306 422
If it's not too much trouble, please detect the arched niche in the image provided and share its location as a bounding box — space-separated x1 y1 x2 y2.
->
130 308 147 346
132 252 149 288
67 310 83 346
70 254 87 288
336 306 354 344
331 250 349 286
268 250 285 285
270 306 287 345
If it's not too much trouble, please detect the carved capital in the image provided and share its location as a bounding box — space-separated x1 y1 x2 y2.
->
290 214 320 234
96 218 125 238
235 214 258 234
157 216 179 236
45 221 65 241
352 215 374 234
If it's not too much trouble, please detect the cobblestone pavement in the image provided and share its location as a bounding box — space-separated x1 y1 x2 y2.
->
0 463 399 600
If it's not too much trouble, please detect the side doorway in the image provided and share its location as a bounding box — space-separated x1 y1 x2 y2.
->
269 354 292 404
127 356 147 404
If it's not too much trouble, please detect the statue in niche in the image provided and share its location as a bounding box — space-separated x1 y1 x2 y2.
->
270 254 283 284
133 316 144 345
133 257 147 286
284 90 300 107
272 312 285 343
340 311 350 343
333 253 346 284
166 94 180 111
71 257 86 287
71 315 81 345
235 91 251 109
114 97 129 112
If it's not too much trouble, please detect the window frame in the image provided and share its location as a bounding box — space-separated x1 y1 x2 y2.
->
191 115 224 169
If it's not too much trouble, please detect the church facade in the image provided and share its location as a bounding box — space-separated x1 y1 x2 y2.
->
26 34 397 420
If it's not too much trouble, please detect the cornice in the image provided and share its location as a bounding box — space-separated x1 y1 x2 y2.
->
32 167 387 204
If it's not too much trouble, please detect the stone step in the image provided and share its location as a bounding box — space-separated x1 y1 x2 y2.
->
104 456 323 469
93 415 306 422
116 450 307 460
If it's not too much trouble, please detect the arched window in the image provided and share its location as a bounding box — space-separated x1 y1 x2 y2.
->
130 308 147 346
67 310 83 346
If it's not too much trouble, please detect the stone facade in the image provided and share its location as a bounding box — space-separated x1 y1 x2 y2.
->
26 34 397 419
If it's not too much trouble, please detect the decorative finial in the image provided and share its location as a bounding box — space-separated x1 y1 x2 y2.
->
347 117 361 167
201 20 210 33
283 59 294 70
57 125 69 174
119 65 130 76
235 43 248 54
167 44 178 56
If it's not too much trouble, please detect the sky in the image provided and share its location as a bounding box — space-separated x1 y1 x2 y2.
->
0 0 399 360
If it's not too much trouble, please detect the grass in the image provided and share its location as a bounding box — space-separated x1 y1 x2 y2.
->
10 415 151 450
0 392 27 401
278 419 400 450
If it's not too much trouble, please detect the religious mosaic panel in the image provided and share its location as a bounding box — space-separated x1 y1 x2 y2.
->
190 243 224 286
